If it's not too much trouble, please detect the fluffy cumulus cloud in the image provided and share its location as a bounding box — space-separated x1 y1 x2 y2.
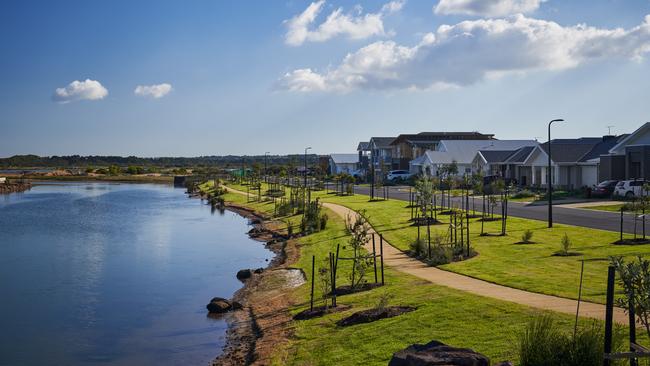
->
52 79 108 103
278 14 650 92
284 0 404 46
434 0 543 17
134 83 173 98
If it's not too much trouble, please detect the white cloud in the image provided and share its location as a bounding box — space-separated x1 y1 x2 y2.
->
278 14 650 92
434 0 543 17
52 79 108 103
134 83 173 99
284 0 404 46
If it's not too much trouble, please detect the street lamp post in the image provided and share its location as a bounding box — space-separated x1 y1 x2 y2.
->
547 119 564 228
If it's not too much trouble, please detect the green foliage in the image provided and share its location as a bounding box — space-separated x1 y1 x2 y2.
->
612 256 650 340
126 165 144 175
346 210 372 288
521 229 534 244
512 189 536 199
518 315 623 366
409 238 427 257
560 233 571 256
301 199 325 234
107 165 121 176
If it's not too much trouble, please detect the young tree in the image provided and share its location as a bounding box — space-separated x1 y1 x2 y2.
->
346 210 372 289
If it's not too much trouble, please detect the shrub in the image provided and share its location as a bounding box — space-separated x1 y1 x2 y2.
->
320 213 328 230
560 233 571 255
277 202 293 216
521 229 534 243
511 189 536 199
518 315 623 366
375 292 392 311
409 238 427 257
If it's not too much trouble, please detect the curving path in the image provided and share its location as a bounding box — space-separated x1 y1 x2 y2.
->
224 186 629 324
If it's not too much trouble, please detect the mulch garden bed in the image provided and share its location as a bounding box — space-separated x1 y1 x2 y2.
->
410 217 444 226
336 306 416 327
613 238 650 245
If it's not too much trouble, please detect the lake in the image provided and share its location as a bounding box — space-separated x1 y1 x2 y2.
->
0 182 273 365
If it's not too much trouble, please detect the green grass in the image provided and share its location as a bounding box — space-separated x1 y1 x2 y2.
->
212 184 602 365
586 204 628 212
226 181 650 304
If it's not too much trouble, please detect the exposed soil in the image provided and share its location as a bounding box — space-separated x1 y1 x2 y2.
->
336 306 416 327
211 201 302 366
552 251 583 257
293 304 351 320
478 217 502 222
514 241 536 244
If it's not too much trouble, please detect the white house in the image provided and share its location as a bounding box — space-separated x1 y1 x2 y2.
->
0 177 6 184
329 154 359 175
410 140 537 177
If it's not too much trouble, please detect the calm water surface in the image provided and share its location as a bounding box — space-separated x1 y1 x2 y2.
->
0 182 273 365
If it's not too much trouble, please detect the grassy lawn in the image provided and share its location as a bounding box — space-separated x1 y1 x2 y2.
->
225 181 650 304
209 184 600 365
586 203 630 213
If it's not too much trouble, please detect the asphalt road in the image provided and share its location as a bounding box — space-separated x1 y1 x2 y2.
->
327 184 645 235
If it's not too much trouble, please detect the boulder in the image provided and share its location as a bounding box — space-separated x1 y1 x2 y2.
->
388 340 490 366
206 297 234 313
236 269 252 280
253 268 264 274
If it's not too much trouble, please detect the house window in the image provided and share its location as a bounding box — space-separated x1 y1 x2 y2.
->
465 167 471 173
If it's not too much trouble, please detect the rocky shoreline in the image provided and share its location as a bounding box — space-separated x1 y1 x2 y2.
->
0 181 32 195
206 201 302 366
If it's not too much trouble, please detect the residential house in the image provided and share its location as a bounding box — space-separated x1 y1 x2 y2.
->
328 154 359 175
519 135 625 189
411 140 536 177
600 122 650 181
473 146 537 184
356 141 370 175
368 137 396 174
390 132 495 170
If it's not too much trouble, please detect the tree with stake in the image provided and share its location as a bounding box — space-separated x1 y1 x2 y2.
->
346 210 372 289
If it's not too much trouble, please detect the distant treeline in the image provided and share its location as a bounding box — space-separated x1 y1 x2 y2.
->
0 154 321 168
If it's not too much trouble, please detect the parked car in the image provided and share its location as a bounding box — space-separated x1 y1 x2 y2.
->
591 180 619 198
386 170 413 182
613 180 648 198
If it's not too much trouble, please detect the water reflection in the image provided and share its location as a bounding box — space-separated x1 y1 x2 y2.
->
0 182 273 365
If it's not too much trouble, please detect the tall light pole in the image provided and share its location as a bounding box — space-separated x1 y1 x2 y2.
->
547 119 564 228
304 147 312 188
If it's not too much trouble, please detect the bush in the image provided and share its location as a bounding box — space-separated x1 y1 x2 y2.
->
319 213 328 230
518 315 623 366
287 220 293 237
521 229 534 243
409 238 427 257
560 233 571 255
277 202 293 216
511 189 536 199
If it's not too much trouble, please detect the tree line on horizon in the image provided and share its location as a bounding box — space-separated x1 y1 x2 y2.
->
0 154 321 169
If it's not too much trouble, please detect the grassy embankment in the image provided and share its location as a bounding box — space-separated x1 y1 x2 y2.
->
204 181 618 365
228 181 650 304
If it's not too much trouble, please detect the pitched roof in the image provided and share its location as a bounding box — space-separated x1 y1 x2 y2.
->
609 122 650 155
436 140 537 164
330 153 359 164
540 138 603 163
479 150 517 163
391 131 494 145
357 142 370 151
505 146 536 163
369 137 396 149
580 135 627 162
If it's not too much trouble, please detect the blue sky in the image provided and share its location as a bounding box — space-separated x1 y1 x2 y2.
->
1 0 650 157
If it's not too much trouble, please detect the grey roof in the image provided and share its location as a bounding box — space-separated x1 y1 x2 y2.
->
408 140 439 148
391 131 495 145
369 137 396 149
479 150 517 163
580 135 627 162
437 140 537 164
505 146 536 163
540 137 608 163
610 123 650 155
357 142 370 151
330 153 359 164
